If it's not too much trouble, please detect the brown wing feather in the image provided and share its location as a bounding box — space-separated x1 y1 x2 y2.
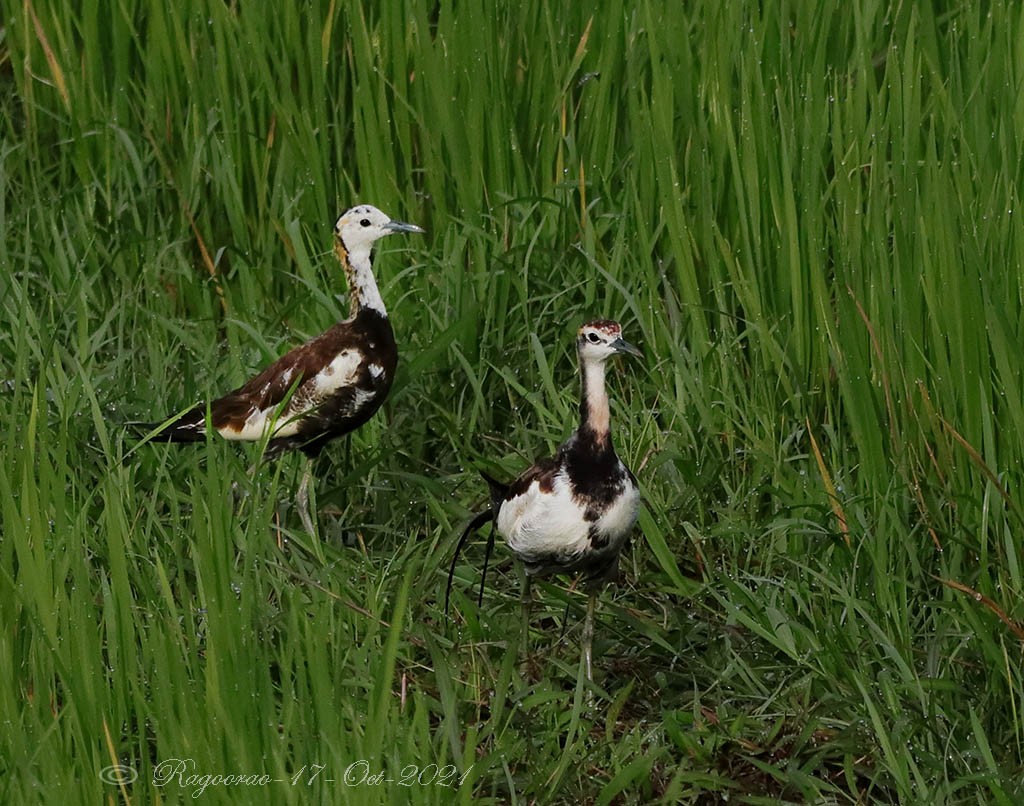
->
211 337 320 431
505 455 559 499
208 309 397 452
210 321 366 432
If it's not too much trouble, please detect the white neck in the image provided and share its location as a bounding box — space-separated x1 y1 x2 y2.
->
338 239 386 318
579 357 610 440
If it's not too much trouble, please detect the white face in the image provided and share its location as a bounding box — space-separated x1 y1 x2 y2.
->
577 320 641 362
334 205 423 252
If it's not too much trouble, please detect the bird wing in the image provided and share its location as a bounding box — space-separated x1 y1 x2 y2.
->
210 325 362 439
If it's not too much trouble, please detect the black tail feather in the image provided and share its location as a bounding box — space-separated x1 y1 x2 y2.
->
480 470 508 515
477 519 497 607
445 508 494 614
127 406 207 443
445 469 510 614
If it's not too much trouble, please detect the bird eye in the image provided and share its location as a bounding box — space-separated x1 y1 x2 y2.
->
586 332 601 343
360 219 371 227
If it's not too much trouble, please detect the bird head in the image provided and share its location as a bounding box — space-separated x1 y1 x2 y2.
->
577 320 643 362
334 205 424 254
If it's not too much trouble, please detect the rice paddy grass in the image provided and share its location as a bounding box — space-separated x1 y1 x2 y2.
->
2 1 1023 802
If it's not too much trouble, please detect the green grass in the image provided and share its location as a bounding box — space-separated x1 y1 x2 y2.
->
2 0 1024 802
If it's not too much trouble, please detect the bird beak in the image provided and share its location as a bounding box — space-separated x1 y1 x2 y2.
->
611 336 642 358
384 219 425 234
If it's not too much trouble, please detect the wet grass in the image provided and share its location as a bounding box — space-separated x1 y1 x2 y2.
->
2 1 1023 802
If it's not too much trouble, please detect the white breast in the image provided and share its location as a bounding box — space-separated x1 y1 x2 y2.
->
594 480 640 546
497 464 640 567
497 471 593 559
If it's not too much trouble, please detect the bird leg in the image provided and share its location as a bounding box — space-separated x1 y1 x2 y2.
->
518 567 533 675
582 591 598 683
295 460 317 535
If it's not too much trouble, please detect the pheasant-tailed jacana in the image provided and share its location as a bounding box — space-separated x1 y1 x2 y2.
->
136 204 423 533
448 320 642 681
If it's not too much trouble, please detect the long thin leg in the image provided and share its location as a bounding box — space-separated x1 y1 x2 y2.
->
582 591 598 683
295 460 316 535
518 566 532 673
